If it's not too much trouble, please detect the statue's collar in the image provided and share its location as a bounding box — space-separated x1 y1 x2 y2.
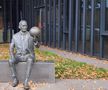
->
20 31 28 35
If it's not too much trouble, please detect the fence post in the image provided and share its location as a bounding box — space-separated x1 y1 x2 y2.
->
68 0 74 51
58 0 61 48
53 0 56 47
75 0 80 52
82 0 87 54
62 0 67 49
100 0 105 58
90 0 95 56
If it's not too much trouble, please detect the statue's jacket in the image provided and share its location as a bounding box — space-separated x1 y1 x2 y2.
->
11 31 36 61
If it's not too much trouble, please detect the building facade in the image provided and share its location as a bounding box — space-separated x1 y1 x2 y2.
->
0 0 108 59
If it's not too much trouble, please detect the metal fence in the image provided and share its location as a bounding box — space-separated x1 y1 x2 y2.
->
38 0 108 59
1 0 108 59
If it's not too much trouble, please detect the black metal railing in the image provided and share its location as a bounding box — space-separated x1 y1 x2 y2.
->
1 0 108 59
40 0 108 59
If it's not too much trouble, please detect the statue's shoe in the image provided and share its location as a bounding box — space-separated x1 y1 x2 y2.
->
23 82 30 90
24 86 30 90
12 79 19 87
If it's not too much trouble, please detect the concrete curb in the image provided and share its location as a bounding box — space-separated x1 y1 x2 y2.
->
0 61 55 83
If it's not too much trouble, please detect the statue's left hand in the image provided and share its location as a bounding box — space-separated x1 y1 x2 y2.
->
34 41 40 48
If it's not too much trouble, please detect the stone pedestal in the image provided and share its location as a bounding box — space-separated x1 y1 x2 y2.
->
0 61 55 83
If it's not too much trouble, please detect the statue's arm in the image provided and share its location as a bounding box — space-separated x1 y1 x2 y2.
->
9 38 15 60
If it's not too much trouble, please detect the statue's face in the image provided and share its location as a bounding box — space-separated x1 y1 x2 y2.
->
20 21 28 32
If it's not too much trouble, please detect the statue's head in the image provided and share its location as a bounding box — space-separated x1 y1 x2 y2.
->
19 20 28 32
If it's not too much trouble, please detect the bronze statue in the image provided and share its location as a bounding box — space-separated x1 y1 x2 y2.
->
9 20 40 89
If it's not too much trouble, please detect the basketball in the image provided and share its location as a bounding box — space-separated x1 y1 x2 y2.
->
29 26 41 36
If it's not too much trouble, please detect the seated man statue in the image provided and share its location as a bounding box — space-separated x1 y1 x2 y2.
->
9 20 40 89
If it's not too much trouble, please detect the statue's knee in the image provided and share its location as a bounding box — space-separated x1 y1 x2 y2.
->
9 59 15 66
27 58 33 63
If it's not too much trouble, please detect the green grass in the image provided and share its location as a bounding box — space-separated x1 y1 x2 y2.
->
35 48 108 79
0 44 108 79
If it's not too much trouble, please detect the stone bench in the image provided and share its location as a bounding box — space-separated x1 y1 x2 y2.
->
0 61 55 83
